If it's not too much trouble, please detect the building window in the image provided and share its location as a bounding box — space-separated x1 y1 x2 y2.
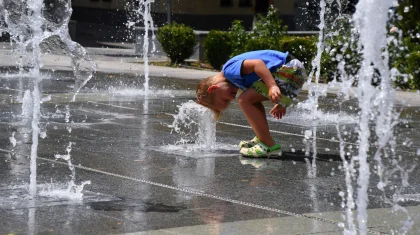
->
220 0 233 7
239 0 252 7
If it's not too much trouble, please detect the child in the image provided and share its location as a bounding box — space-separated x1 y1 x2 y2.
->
196 50 306 158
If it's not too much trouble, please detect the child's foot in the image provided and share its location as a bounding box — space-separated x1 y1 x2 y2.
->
239 136 260 149
240 142 281 158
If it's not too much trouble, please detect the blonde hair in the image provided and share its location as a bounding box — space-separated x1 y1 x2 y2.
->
196 76 222 120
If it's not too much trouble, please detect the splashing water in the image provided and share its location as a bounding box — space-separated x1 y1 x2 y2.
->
21 90 33 118
277 103 358 126
9 132 16 147
310 1 359 233
312 0 413 234
352 0 405 233
162 102 239 158
109 88 193 98
0 0 95 197
52 142 91 199
304 0 328 177
168 100 216 151
38 181 91 200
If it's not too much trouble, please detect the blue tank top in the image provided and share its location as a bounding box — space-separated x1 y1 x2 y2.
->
222 50 289 90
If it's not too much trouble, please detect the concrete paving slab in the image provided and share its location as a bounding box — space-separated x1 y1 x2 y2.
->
307 205 420 234
1 45 420 235
123 215 345 235
130 206 420 235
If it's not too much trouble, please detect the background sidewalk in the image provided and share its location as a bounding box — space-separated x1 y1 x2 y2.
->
1 42 418 106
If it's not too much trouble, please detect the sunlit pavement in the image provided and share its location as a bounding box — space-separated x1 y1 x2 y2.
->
1 46 420 234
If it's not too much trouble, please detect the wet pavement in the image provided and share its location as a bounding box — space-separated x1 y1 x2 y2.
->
1 47 420 234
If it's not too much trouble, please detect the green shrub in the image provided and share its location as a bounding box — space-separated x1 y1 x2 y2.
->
384 1 419 89
251 5 287 40
228 6 287 57
156 22 197 64
389 37 412 89
394 0 420 45
407 51 420 89
203 30 232 70
279 36 317 70
229 20 249 56
244 37 280 52
320 17 361 82
320 40 361 82
389 30 420 89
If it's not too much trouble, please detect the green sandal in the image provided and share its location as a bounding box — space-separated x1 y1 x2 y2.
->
240 142 281 158
239 136 260 149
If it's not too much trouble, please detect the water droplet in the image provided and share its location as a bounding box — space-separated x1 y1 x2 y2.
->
304 130 312 139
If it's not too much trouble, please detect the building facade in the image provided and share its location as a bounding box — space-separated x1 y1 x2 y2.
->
71 0 311 31
69 0 327 45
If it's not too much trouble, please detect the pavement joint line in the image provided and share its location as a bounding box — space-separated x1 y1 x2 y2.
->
0 148 385 234
218 121 353 145
0 87 76 99
0 115 414 156
86 101 138 110
41 157 346 228
218 121 417 156
0 87 23 92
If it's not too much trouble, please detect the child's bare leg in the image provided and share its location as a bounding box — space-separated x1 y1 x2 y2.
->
237 88 275 147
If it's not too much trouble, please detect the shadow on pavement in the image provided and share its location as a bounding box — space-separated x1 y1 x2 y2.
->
280 150 344 162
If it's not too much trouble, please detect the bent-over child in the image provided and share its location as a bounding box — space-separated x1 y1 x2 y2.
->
196 50 306 158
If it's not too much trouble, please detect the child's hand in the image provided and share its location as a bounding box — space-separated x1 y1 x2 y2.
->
270 104 286 119
268 86 282 103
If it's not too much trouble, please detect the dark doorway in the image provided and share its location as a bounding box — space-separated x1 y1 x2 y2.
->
255 0 269 14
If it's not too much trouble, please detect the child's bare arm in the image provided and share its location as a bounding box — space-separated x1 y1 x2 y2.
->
241 59 281 103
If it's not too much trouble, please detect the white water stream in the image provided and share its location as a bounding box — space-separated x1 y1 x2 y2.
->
0 0 95 197
131 0 156 95
316 0 412 234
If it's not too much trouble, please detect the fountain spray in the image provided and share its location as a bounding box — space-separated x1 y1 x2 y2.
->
352 0 399 233
324 0 412 233
0 0 96 197
309 0 412 233
169 100 216 150
54 142 91 197
305 0 328 178
131 0 156 95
